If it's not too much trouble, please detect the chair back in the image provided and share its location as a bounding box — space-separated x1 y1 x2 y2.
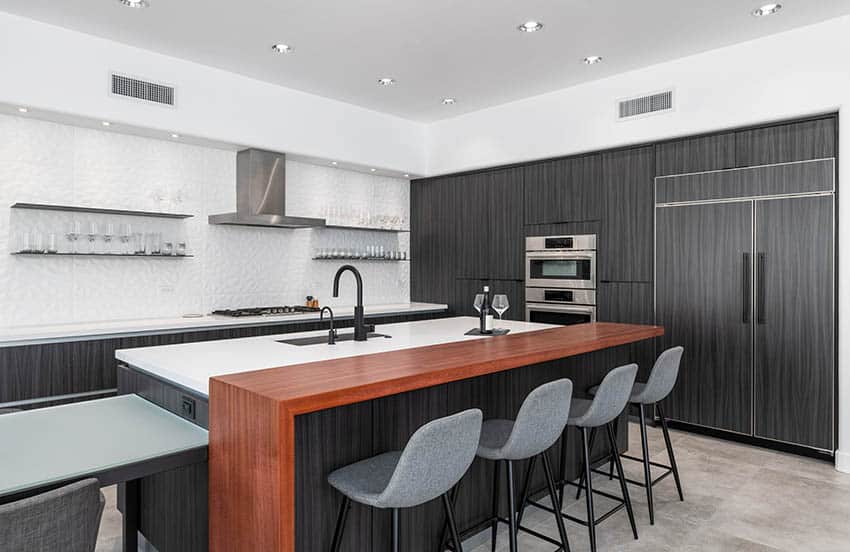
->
0 478 105 552
635 346 684 404
500 379 573 460
575 364 638 427
377 409 482 509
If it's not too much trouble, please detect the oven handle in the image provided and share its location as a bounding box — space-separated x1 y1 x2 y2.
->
525 302 596 315
525 251 595 260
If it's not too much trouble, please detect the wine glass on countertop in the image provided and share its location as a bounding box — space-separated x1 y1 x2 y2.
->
473 294 484 314
492 294 510 328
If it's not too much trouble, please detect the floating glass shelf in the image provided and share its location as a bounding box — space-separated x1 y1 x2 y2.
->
312 257 408 262
322 224 409 233
11 203 194 219
11 252 194 258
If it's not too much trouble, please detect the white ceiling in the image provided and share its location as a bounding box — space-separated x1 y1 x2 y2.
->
2 0 850 122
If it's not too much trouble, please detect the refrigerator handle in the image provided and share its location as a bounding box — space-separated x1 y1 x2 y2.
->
742 253 750 324
757 253 766 324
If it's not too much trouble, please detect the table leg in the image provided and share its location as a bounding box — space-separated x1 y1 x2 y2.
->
123 479 140 552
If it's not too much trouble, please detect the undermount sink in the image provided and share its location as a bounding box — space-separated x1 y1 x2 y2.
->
277 332 391 347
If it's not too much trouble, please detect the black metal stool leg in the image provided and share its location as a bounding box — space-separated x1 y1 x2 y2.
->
638 405 655 525
330 496 351 552
391 508 399 552
516 455 538 527
442 493 463 552
506 460 518 552
437 482 461 552
607 423 638 540
580 427 597 552
557 428 568 508
657 405 684 501
609 418 619 480
575 426 598 500
491 460 501 552
541 453 572 552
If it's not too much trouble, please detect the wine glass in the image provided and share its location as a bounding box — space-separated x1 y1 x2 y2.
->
493 294 510 327
119 223 132 254
473 294 484 314
86 222 98 254
66 220 81 254
102 223 114 254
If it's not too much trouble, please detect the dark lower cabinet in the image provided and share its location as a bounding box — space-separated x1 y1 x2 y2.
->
598 282 655 380
656 202 754 434
754 195 834 450
600 146 655 283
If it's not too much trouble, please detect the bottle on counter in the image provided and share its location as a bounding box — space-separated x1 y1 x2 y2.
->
479 285 494 335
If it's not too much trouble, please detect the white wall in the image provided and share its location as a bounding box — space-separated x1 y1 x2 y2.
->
0 12 427 175
427 15 850 473
0 114 410 326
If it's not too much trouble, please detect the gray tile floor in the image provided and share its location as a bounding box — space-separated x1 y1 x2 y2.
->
95 423 850 551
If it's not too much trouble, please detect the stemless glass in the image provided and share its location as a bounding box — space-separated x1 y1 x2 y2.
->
87 222 98 254
103 223 114 254
473 294 484 314
492 294 510 328
66 220 81 254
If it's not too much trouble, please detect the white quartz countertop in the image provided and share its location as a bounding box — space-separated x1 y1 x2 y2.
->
116 317 555 397
0 303 447 347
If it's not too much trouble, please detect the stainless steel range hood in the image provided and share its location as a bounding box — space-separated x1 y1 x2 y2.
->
208 149 326 229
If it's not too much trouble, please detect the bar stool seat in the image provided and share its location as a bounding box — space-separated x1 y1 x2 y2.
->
327 451 402 507
327 409 482 552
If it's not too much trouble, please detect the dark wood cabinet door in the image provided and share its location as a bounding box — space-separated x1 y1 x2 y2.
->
523 155 601 224
598 282 656 380
411 177 461 303
754 196 834 450
600 146 655 282
736 117 836 167
456 173 490 279
488 167 525 280
655 132 736 176
656 201 753 433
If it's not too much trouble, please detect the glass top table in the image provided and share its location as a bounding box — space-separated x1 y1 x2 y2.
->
0 394 208 498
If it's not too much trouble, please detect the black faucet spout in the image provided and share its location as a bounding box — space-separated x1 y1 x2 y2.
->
332 265 371 341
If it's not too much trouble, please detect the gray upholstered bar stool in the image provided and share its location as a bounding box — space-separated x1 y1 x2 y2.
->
464 379 574 552
0 478 105 552
526 364 639 552
327 409 482 552
582 346 685 525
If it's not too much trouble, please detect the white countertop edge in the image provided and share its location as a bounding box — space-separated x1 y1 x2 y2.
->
0 303 449 348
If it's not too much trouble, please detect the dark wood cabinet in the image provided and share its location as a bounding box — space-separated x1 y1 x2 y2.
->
411 176 461 304
736 117 836 167
754 196 834 450
598 282 655 379
656 201 754 434
452 278 524 322
523 155 601 224
655 132 737 177
600 146 655 283
487 168 525 280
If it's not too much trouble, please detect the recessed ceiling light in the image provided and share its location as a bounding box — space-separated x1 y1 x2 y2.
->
442 98 456 105
752 3 782 16
370 168 377 172
17 107 28 113
170 133 180 139
517 21 543 33
271 44 293 54
101 121 111 127
331 161 338 166
118 0 149 8
377 78 395 86
403 174 410 178
583 56 603 65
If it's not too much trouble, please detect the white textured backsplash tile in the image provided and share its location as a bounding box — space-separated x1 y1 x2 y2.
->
0 114 410 326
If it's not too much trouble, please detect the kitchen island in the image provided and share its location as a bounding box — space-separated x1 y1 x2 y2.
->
116 317 662 551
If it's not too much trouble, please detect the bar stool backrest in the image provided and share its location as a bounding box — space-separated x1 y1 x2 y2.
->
573 364 638 428
377 408 483 509
501 379 573 460
0 478 105 552
633 346 684 404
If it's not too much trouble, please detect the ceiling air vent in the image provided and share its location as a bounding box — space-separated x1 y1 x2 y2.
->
617 90 673 120
110 73 175 106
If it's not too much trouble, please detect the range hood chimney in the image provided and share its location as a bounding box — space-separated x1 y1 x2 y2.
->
208 149 326 228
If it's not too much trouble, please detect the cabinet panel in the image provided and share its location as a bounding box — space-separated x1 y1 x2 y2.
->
524 155 601 224
736 117 836 167
452 278 524 322
411 177 461 303
600 147 655 282
598 282 655 379
655 132 737 177
656 202 753 433
754 196 834 450
488 167 525 280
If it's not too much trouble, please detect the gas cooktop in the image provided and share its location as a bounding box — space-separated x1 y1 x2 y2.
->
211 306 321 318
